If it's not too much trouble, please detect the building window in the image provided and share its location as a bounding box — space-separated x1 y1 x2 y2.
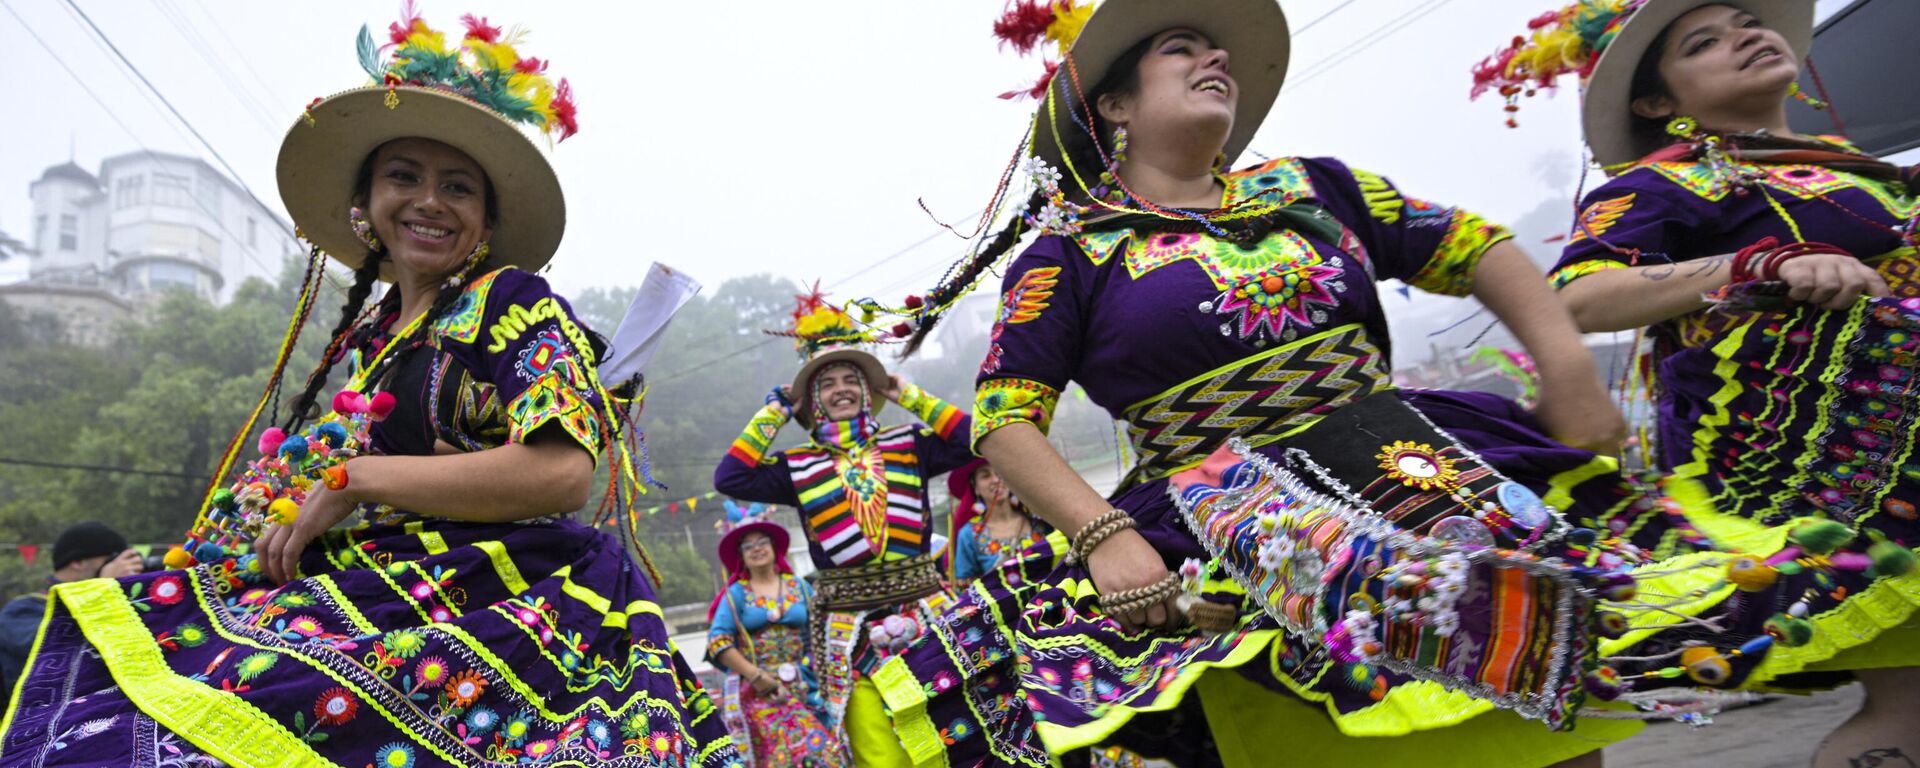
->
153 173 192 209
34 215 46 248
58 214 77 251
114 175 145 209
196 168 223 217
247 217 258 248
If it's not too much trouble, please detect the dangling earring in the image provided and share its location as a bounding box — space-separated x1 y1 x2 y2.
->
1665 115 1702 142
1787 82 1827 111
1109 125 1129 167
445 241 488 288
1212 151 1228 174
1093 126 1130 204
348 206 382 252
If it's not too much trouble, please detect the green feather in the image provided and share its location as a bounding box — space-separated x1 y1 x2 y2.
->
356 25 382 80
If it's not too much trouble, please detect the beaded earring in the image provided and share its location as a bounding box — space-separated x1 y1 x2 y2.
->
1109 125 1129 167
446 242 488 288
1093 126 1131 205
1665 115 1702 142
348 206 382 252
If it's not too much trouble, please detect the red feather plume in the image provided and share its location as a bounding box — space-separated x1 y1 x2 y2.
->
385 0 422 49
993 1 1058 56
999 60 1060 101
551 79 579 142
460 13 502 43
514 56 549 74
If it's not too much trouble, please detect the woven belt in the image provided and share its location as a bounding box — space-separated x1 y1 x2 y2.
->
1120 324 1390 487
813 554 944 612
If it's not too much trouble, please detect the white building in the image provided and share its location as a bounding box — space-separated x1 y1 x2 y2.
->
3 151 302 344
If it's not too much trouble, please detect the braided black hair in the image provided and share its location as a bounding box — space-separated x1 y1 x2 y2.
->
901 36 1156 357
283 253 385 428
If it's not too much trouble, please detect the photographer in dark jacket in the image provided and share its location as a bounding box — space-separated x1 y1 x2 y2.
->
0 522 143 700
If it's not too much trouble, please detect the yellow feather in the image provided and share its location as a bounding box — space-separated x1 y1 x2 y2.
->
1047 1 1093 51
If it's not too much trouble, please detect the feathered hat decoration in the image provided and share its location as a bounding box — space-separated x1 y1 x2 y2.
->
766 283 889 360
358 2 579 141
1469 0 1646 127
994 0 1095 100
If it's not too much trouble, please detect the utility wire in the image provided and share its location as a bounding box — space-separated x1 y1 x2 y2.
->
0 456 201 480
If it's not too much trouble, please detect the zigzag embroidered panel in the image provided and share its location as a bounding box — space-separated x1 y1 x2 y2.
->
1121 324 1390 481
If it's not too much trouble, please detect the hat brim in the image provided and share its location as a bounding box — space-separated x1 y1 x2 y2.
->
276 86 566 278
948 458 991 530
717 520 790 577
1582 0 1812 170
1032 0 1289 175
790 348 889 430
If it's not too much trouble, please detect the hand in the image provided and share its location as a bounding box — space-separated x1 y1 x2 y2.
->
748 669 777 695
1085 528 1178 632
766 386 794 417
99 548 144 579
1532 378 1628 456
1778 252 1890 311
882 375 906 404
255 480 359 584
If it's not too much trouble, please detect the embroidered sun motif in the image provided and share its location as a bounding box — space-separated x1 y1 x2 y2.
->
1376 441 1460 492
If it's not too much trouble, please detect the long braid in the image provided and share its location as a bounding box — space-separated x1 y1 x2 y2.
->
284 252 384 431
901 189 1046 357
359 271 472 392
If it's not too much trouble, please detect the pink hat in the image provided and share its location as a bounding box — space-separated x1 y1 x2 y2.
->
714 502 792 580
948 458 992 531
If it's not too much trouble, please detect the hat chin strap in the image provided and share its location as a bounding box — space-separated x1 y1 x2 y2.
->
808 367 878 451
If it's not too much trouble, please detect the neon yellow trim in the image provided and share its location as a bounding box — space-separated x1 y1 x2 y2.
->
0 594 53 749
312 574 381 635
1673 321 1754 480
420 531 448 555
48 579 347 768
550 565 664 629
1031 628 1280 752
1123 325 1367 414
1751 544 1920 684
873 659 947 768
475 539 531 595
1541 454 1618 512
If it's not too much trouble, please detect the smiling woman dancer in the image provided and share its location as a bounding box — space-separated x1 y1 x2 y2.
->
1477 2 1920 765
0 9 736 767
853 0 1743 764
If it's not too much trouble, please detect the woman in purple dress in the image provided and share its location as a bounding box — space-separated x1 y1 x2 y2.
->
0 10 737 767
864 1 1702 766
1479 1 1920 764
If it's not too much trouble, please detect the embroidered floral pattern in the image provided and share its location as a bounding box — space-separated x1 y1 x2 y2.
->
973 378 1061 450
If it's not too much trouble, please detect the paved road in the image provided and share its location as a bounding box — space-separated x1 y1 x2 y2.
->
1607 686 1862 768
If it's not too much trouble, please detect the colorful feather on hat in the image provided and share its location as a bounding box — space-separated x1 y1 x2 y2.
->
1470 0 1646 127
355 4 580 141
992 0 1094 101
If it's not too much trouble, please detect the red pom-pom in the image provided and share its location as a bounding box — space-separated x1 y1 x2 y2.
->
257 427 286 457
368 391 398 420
993 1 1058 55
890 323 913 338
903 295 924 310
333 390 368 415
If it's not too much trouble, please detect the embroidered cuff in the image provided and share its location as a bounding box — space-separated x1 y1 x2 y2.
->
705 633 737 664
506 374 604 465
1548 259 1629 290
972 378 1061 452
728 404 789 466
1410 210 1513 297
899 383 967 441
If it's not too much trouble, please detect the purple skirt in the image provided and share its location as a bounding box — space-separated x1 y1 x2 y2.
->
0 517 738 767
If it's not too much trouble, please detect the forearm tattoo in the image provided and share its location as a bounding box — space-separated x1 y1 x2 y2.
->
1849 747 1917 768
1638 255 1729 282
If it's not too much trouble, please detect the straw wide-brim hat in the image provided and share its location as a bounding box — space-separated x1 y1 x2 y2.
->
1031 0 1290 173
1581 0 1813 170
276 86 566 277
790 346 889 429
717 520 791 578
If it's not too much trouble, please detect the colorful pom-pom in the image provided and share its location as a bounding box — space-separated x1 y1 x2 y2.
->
257 427 287 457
194 541 226 562
212 488 238 512
1595 611 1630 638
333 390 369 415
1680 646 1732 685
1868 538 1917 578
163 546 194 569
279 435 310 459
1726 555 1779 591
269 497 300 525
1788 519 1854 555
1764 614 1815 647
368 391 397 420
315 422 350 448
1584 666 1623 700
